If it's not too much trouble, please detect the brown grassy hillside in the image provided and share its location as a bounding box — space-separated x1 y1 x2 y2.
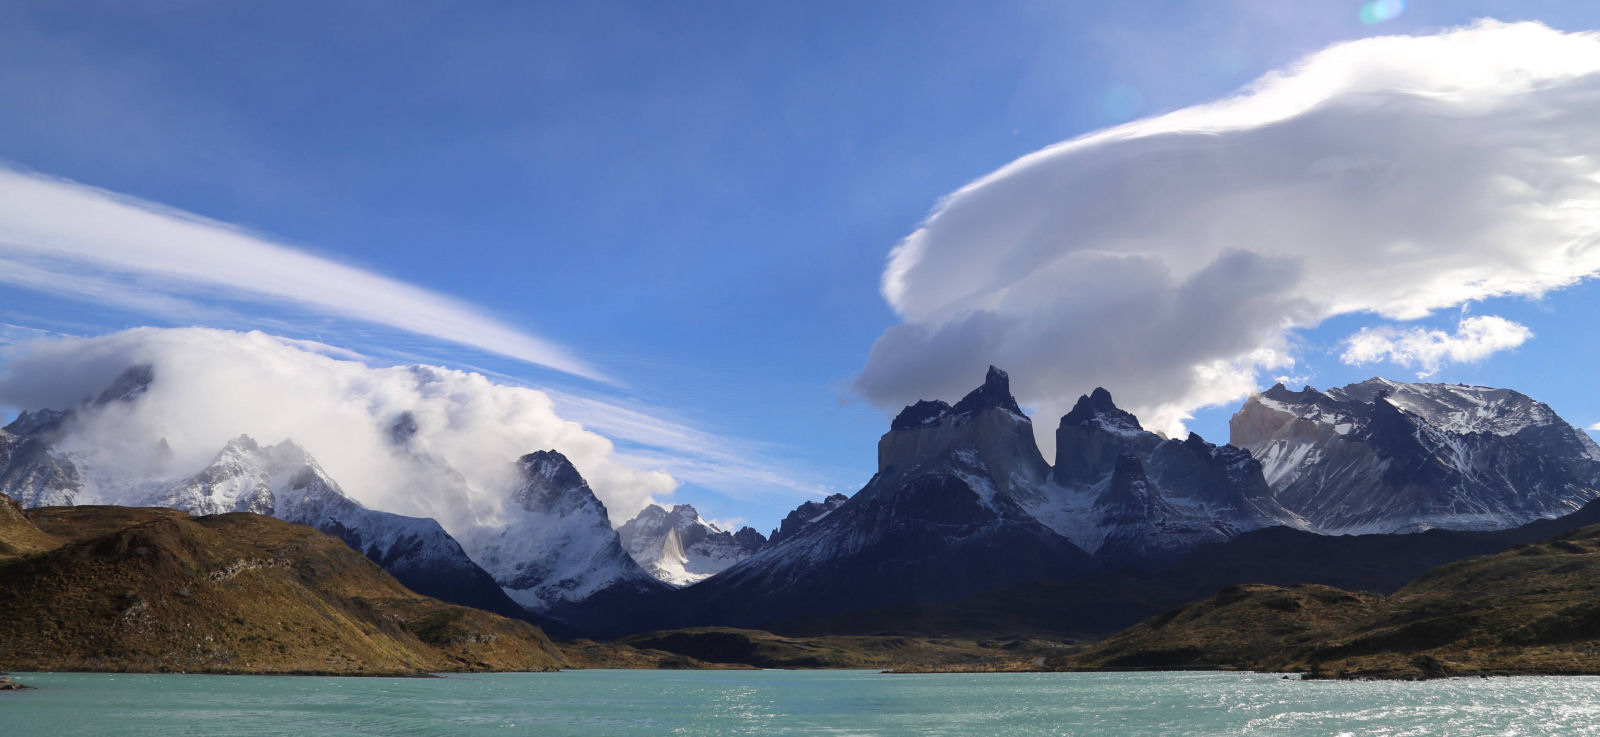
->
0 506 569 675
1055 524 1600 679
0 494 56 558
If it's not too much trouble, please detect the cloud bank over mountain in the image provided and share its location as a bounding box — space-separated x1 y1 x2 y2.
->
857 20 1600 440
0 328 674 529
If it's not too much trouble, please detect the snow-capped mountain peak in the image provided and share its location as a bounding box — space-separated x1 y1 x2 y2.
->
462 450 665 615
509 450 607 519
1332 378 1563 438
1232 377 1600 534
143 434 314 516
617 502 767 586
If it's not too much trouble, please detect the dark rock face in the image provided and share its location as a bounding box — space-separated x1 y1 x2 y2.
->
677 466 1097 628
93 364 154 405
768 493 849 545
731 526 766 550
1054 390 1160 488
1028 388 1301 569
3 409 71 442
386 411 419 447
1231 378 1600 533
951 366 1024 416
886 366 1022 431
890 400 954 432
1060 387 1142 433
672 368 1096 629
510 450 596 515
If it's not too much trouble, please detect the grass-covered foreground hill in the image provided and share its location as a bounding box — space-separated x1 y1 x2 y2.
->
0 497 570 675
1055 524 1600 679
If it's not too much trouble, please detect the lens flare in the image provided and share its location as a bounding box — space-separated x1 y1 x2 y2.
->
1359 0 1406 25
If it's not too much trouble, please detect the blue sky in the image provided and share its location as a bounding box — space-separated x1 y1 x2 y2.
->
3 1 1600 532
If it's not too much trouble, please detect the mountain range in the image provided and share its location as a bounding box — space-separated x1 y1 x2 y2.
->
3 363 1599 639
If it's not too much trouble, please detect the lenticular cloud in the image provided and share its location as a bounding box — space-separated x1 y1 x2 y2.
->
856 20 1600 441
0 328 676 531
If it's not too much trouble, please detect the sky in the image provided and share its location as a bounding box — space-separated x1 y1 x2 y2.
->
3 1 1600 533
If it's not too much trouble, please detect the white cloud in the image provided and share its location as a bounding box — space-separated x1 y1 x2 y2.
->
858 20 1600 442
1340 315 1532 377
1589 422 1600 432
0 165 601 381
0 328 668 531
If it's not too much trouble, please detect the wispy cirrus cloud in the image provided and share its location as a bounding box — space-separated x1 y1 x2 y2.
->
546 389 832 502
0 166 837 518
0 164 602 381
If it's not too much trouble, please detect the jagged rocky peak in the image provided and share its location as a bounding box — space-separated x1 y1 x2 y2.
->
952 365 1023 416
462 449 664 619
1337 377 1567 439
768 492 849 545
731 526 766 549
1244 377 1578 443
94 364 155 405
1060 387 1143 434
877 366 1048 499
889 400 953 431
1054 388 1156 487
618 501 768 587
3 408 72 442
511 450 600 515
620 502 719 540
1144 431 1274 508
1260 381 1326 405
387 411 419 447
146 434 324 516
888 366 1023 432
1031 385 1301 568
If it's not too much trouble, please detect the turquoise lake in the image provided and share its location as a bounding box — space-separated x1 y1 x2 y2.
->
5 670 1600 736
